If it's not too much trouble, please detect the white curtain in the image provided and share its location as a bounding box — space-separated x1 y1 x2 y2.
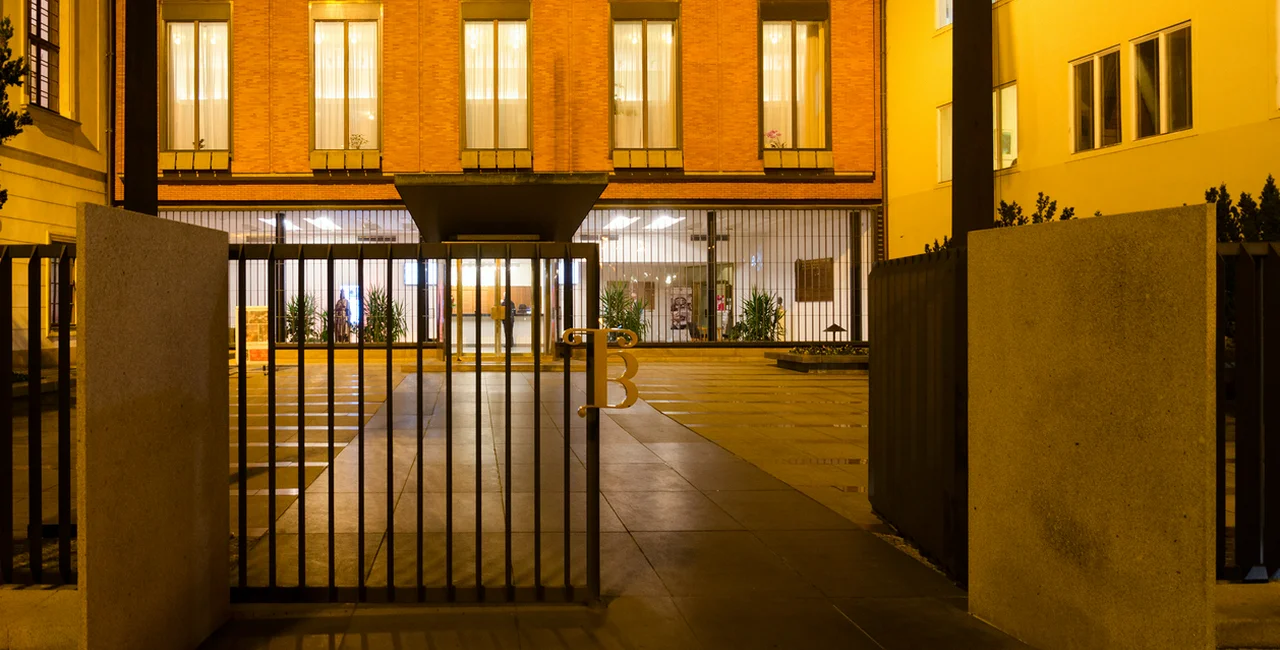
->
347 22 378 150
198 22 229 150
613 22 643 149
314 22 345 150
999 85 1018 169
168 22 196 150
464 22 495 149
761 22 792 148
795 22 825 149
497 22 527 149
646 22 676 148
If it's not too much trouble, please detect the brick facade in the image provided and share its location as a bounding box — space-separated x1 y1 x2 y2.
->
118 0 882 207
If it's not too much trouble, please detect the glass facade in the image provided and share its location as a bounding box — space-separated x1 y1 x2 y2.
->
163 206 872 347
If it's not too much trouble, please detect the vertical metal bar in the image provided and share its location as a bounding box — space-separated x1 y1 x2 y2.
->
0 254 12 584
1235 250 1262 575
267 247 277 587
56 249 71 583
237 252 248 588
326 252 336 596
386 250 396 600
562 252 573 593
475 246 483 597
585 246 601 602
1262 247 1280 573
504 246 513 600
706 211 717 341
298 251 307 588
417 254 426 598
851 211 862 341
1216 253 1227 578
358 249 366 600
444 251 454 598
532 250 543 598
26 254 42 583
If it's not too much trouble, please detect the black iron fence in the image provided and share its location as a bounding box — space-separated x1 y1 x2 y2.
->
1218 242 1279 582
230 242 603 603
867 248 968 584
1 244 76 587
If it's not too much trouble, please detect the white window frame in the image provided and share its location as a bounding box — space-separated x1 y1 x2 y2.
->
993 82 1017 171
1132 22 1192 140
1070 47 1121 154
936 0 952 29
937 102 952 183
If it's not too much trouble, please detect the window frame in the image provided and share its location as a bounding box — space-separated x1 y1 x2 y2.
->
309 3 383 154
937 102 952 183
46 236 75 336
608 13 682 152
937 0 952 29
757 12 833 154
160 15 233 153
459 17 533 152
1132 22 1193 141
1070 47 1121 154
993 82 1017 171
26 0 59 112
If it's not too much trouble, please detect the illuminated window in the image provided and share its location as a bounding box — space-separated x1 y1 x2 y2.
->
314 20 379 150
1072 49 1121 153
464 21 528 149
762 20 827 150
167 21 229 151
612 20 679 150
26 0 58 110
1135 24 1192 139
938 103 952 182
993 84 1017 170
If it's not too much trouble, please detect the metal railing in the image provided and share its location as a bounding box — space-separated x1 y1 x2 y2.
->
1 244 76 587
1218 242 1279 582
230 242 604 603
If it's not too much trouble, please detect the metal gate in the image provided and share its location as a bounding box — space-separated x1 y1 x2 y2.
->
229 242 605 603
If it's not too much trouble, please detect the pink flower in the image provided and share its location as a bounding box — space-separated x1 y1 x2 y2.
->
766 130 781 139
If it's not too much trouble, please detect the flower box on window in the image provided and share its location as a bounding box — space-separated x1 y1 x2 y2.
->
160 150 231 172
460 149 533 170
613 149 683 169
763 150 833 169
309 150 381 171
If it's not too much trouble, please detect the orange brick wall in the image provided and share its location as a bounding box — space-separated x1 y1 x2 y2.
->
118 0 882 206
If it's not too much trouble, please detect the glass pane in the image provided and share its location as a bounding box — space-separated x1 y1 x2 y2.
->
168 22 196 150
1101 51 1122 146
1000 85 1017 168
497 21 528 149
198 22 229 150
646 22 677 149
938 0 953 28
464 22 495 149
938 104 952 182
1168 27 1192 132
795 22 826 149
1135 37 1160 137
613 22 643 149
761 22 792 148
1073 60 1094 152
347 22 378 150
314 22 346 150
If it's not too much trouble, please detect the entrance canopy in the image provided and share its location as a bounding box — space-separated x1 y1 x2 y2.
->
394 173 610 243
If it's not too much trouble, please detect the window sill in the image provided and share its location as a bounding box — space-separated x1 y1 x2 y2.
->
762 150 834 170
311 150 381 171
1067 129 1198 164
461 149 533 170
614 150 683 169
160 150 231 171
995 164 1019 178
27 106 81 144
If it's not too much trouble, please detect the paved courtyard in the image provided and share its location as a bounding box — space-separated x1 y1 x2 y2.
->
211 357 1030 649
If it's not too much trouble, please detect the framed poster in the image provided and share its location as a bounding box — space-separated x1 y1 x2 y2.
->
234 306 270 364
669 287 692 330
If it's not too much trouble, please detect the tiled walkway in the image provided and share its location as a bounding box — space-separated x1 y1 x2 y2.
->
211 360 1030 648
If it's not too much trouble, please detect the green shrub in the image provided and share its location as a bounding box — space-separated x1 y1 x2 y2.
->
789 343 869 356
739 288 784 342
600 282 648 342
284 293 321 343
362 287 406 343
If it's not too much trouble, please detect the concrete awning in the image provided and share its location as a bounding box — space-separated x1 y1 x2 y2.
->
394 173 610 243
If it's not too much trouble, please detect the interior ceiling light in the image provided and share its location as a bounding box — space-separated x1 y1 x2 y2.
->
258 217 300 232
603 216 640 230
645 215 685 230
304 216 340 231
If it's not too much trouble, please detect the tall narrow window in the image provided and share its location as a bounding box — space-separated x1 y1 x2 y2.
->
937 0 952 28
27 0 58 110
613 20 678 150
167 21 229 151
1135 24 1191 139
48 255 74 334
938 103 953 183
1072 49 1121 153
762 21 827 150
465 21 528 149
314 21 379 151
993 84 1017 170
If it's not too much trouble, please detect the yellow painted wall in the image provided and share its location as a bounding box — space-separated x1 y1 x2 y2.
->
0 0 109 359
886 0 1280 258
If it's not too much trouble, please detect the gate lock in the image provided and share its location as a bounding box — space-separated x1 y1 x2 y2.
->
562 328 640 417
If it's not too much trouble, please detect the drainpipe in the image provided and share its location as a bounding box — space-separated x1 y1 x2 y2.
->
106 0 116 205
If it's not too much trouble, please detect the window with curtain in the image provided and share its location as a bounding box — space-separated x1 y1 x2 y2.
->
613 20 678 149
762 20 827 150
938 103 952 182
465 21 528 149
1072 49 1121 153
993 84 1017 170
27 0 59 111
1135 24 1192 139
314 21 379 151
167 21 229 151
